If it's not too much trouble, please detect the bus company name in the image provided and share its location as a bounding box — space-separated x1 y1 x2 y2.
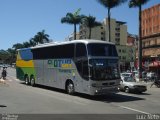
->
48 59 72 68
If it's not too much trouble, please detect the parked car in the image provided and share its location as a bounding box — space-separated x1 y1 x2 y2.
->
118 77 147 93
120 72 133 80
146 72 157 81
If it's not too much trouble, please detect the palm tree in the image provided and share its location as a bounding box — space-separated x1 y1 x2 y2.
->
61 8 83 40
82 15 101 39
33 30 50 45
23 41 31 48
12 43 25 50
97 0 127 42
129 0 150 79
29 38 37 47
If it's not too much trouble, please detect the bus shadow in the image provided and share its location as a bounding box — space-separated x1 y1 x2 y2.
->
75 93 146 103
20 82 147 103
20 82 67 93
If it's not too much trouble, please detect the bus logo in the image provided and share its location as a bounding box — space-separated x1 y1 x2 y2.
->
48 59 72 68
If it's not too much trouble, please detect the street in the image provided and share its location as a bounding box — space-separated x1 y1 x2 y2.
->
0 68 160 119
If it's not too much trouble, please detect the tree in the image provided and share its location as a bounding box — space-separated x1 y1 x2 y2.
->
12 43 25 50
0 50 10 64
23 41 31 48
82 15 101 39
129 0 150 79
29 38 37 47
97 0 127 42
61 8 84 40
33 30 50 45
7 48 16 64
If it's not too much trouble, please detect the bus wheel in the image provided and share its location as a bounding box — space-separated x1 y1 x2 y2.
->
66 82 74 95
30 77 35 87
25 76 29 85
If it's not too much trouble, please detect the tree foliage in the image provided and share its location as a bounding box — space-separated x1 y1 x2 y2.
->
1 30 50 64
97 0 127 41
61 8 84 40
81 15 101 39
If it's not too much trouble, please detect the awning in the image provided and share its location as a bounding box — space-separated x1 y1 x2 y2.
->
149 61 160 67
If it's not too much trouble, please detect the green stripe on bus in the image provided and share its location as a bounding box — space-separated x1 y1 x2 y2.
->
16 67 36 81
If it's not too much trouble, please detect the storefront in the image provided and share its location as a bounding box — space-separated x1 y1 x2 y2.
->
149 61 160 77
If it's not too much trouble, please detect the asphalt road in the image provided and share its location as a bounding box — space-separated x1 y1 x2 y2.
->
0 68 160 119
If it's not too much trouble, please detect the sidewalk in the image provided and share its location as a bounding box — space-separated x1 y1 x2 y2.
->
0 78 9 87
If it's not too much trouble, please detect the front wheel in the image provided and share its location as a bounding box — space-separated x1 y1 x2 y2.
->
66 82 75 95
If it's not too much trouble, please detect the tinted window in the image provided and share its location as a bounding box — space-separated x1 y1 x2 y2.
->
89 59 120 80
32 44 74 59
76 43 87 58
75 59 89 80
87 43 118 57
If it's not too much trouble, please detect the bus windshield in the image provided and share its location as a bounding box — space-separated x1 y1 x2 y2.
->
87 43 118 57
89 59 120 81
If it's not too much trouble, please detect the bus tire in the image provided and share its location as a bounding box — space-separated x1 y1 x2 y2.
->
66 82 75 95
24 76 29 85
30 76 35 87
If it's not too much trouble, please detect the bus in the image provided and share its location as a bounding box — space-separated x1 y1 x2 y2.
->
16 40 120 95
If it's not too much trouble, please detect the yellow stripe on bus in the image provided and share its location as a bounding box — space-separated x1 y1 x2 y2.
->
16 60 34 67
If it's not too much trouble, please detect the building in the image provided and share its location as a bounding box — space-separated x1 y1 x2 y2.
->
79 18 135 72
127 33 138 70
79 24 104 40
65 32 80 41
141 3 160 75
127 33 138 46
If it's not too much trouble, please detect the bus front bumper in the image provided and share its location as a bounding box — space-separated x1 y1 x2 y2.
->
90 86 119 95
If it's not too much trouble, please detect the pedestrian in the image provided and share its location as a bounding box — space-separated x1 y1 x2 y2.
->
1 67 7 80
150 76 160 88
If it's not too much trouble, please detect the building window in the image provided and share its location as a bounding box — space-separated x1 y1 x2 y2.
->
115 28 120 31
119 49 121 53
122 56 126 60
115 33 120 37
122 49 126 53
101 37 104 40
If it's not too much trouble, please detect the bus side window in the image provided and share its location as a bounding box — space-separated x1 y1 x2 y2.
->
75 43 87 58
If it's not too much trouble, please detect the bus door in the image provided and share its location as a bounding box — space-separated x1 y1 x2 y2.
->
75 58 89 93
81 60 89 93
75 43 89 93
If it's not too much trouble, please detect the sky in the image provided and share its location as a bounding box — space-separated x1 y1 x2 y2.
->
0 0 159 50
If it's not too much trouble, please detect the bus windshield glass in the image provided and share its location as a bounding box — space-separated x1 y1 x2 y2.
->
89 59 120 80
87 43 118 57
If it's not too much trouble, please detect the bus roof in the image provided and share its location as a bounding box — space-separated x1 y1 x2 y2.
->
18 39 115 51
